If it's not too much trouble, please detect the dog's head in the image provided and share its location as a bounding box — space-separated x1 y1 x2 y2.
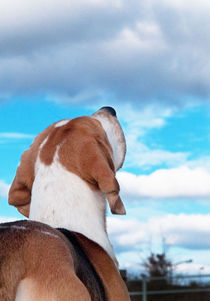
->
9 107 126 216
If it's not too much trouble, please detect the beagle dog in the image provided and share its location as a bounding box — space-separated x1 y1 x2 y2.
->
1 107 130 300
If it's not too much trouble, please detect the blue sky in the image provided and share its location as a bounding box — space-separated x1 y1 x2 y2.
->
1 0 210 277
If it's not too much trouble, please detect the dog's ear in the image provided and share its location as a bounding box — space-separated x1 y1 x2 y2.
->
83 116 126 215
107 193 126 215
8 150 33 218
9 123 55 217
86 131 126 214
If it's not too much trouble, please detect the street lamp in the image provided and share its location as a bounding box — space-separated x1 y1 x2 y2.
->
172 259 193 285
173 259 193 267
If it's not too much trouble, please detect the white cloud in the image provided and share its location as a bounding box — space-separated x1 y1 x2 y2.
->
108 213 210 275
0 216 17 223
124 146 189 170
108 213 210 253
0 0 210 105
0 132 34 139
0 180 10 198
117 166 210 199
113 104 190 170
175 262 210 275
187 156 210 172
117 103 173 135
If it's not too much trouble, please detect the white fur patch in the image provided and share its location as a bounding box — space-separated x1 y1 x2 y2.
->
15 279 37 301
92 113 126 171
54 119 70 127
15 278 57 301
39 230 59 239
0 225 60 239
29 150 116 262
10 225 27 231
0 225 26 230
40 136 49 149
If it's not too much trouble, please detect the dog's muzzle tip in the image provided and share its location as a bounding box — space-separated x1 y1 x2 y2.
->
100 106 116 117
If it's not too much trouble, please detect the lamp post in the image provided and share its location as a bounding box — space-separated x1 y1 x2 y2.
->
172 259 193 285
173 259 193 267
199 266 204 283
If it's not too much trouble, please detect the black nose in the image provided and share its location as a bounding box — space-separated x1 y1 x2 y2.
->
100 106 116 117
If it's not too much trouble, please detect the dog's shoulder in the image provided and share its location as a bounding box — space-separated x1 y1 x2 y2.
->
58 228 107 301
60 230 130 301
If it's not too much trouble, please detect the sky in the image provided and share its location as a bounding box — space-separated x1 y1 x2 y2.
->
1 0 210 277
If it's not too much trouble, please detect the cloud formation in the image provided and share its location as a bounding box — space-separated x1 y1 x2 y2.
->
0 216 17 223
0 132 34 139
0 180 10 198
115 104 190 170
118 166 210 199
1 0 210 105
108 213 210 253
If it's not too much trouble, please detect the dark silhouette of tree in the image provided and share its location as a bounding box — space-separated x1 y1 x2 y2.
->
143 252 172 278
127 252 210 301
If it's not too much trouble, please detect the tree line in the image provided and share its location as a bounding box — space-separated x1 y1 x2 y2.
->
124 252 210 301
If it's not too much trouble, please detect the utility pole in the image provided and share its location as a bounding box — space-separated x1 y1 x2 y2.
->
142 275 147 301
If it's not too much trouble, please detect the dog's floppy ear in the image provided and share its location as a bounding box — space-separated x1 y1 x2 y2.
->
8 123 55 217
95 163 126 215
107 192 126 215
91 157 126 215
8 149 33 218
85 121 126 215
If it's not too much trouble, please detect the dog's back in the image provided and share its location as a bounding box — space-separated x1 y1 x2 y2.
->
0 220 96 301
0 220 129 301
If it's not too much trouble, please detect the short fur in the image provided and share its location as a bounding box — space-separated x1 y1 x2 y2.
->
0 220 130 301
57 228 107 301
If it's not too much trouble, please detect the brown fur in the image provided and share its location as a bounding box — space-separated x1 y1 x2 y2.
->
75 233 130 301
9 115 125 216
8 122 56 217
0 221 130 301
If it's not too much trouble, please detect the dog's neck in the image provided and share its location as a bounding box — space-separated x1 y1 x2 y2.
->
29 153 117 264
